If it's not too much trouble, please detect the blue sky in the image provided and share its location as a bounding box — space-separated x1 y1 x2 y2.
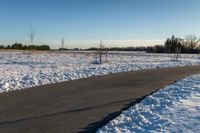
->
0 0 200 48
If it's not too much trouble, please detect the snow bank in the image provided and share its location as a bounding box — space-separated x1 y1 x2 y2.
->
97 74 200 133
0 51 200 93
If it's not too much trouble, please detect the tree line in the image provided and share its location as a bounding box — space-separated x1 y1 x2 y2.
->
87 35 200 54
0 42 50 50
0 35 199 52
147 35 200 53
87 46 147 51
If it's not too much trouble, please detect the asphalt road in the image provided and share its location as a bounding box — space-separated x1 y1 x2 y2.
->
0 66 200 133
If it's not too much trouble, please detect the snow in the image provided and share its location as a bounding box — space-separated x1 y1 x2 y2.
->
165 94 200 132
97 74 200 133
0 51 200 93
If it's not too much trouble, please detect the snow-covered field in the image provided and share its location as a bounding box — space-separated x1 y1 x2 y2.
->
0 50 200 93
97 74 200 133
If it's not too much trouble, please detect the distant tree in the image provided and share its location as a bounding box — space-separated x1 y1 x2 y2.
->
87 47 98 51
0 45 5 49
27 44 50 50
38 45 50 50
98 40 104 64
23 45 28 50
146 46 154 53
87 46 148 51
153 45 166 53
105 47 108 62
164 35 182 60
28 27 35 46
61 37 65 50
11 42 23 49
0 43 50 51
7 45 11 49
165 35 180 53
165 38 172 53
92 40 108 64
184 35 200 52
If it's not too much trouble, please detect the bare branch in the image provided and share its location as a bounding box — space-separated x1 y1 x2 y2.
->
28 27 35 45
184 34 200 49
61 37 65 49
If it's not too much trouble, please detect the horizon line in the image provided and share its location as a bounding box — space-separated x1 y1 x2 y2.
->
0 39 165 49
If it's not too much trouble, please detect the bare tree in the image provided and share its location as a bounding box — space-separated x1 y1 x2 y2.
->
105 47 108 63
175 47 181 61
98 40 104 64
96 40 109 64
28 27 35 46
184 35 200 50
61 37 65 50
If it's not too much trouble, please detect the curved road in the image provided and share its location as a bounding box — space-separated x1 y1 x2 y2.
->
0 66 200 133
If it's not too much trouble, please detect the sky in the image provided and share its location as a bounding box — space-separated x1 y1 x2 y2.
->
0 0 200 49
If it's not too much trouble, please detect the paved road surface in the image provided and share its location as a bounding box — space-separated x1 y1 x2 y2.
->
0 66 200 133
